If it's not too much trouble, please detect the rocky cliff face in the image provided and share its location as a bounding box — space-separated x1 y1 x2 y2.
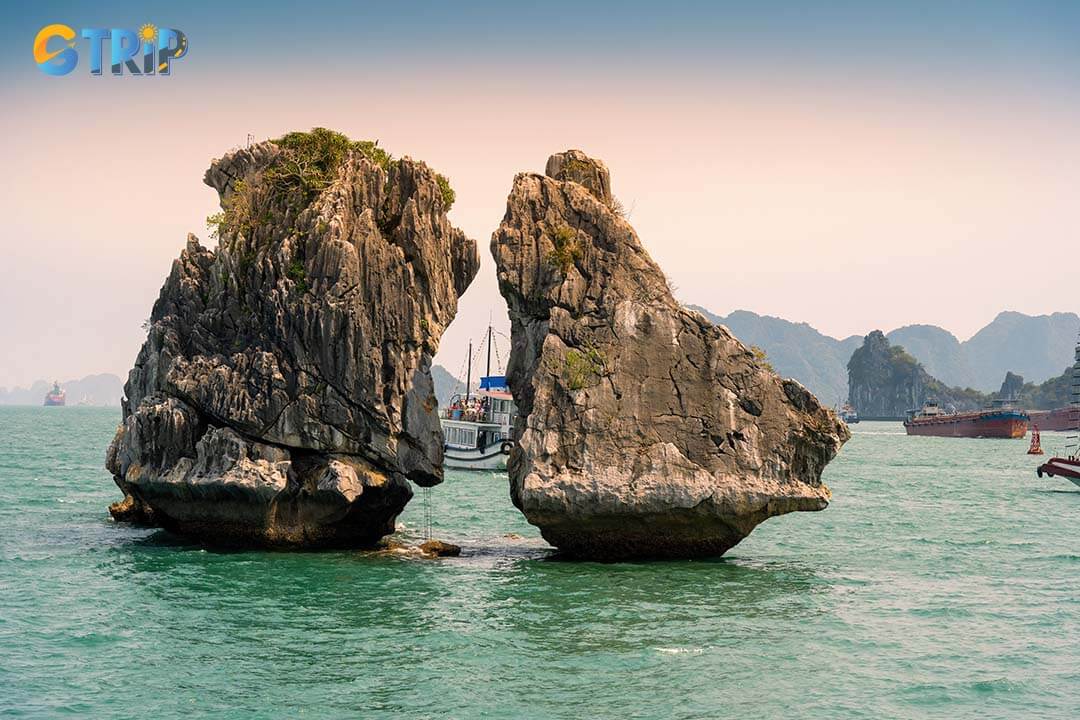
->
998 371 1025 400
847 331 984 418
690 307 862 405
491 150 849 560
106 129 478 547
1003 365 1077 411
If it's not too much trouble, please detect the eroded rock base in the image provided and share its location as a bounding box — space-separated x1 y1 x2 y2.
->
491 150 849 560
106 130 479 548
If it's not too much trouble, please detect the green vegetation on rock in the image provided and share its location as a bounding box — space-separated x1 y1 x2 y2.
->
207 178 260 241
207 129 457 243
547 225 582 275
750 345 774 373
286 260 309 294
562 345 606 391
270 128 455 209
268 128 391 204
436 173 455 209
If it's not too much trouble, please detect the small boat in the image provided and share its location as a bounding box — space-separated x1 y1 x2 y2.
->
838 403 859 424
1037 456 1080 484
1036 334 1080 487
441 325 517 471
43 381 66 407
903 399 1028 438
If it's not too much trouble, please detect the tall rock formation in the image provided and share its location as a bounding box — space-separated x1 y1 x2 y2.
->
847 331 984 418
1005 365 1077 411
106 129 478 547
998 371 1025 401
491 150 849 560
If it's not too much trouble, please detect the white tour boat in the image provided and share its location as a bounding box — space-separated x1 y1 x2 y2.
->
441 326 517 471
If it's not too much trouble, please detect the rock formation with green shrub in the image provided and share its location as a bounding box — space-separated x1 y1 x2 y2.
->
491 150 849 559
106 128 478 547
847 331 987 418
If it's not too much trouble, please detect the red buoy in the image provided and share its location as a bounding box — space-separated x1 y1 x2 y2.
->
1027 425 1044 455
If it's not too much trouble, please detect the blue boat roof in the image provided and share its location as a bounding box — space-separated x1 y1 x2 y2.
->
479 375 507 390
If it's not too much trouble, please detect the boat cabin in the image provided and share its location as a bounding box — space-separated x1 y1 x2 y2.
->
909 401 949 420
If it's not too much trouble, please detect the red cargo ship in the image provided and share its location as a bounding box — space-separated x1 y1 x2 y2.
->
904 400 1028 438
1026 407 1074 432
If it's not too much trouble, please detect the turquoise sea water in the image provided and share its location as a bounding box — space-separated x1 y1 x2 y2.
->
1 406 1078 719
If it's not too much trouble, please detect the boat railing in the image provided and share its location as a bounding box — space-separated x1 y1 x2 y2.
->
446 406 484 422
444 405 505 425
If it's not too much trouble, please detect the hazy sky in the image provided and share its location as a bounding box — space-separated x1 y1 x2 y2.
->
2 1 1078 389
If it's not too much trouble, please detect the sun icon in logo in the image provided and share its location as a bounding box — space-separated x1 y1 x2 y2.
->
139 23 158 44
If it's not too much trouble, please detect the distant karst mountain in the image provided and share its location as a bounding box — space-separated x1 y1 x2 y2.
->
1001 367 1077 411
0 373 124 406
846 331 985 419
885 324 973 388
846 332 1075 418
883 312 1079 390
691 307 1078 401
963 311 1079 390
431 364 467 407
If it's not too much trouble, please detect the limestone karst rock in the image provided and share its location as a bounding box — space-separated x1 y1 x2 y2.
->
106 129 478 546
491 150 850 559
846 330 985 419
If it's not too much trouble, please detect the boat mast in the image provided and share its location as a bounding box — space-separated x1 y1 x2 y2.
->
465 340 472 402
1069 332 1080 457
486 325 493 377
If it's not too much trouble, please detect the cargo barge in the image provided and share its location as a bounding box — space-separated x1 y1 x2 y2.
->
904 400 1028 438
1026 407 1074 432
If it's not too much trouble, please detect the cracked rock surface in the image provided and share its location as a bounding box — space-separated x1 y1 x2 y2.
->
491 150 849 559
106 132 478 547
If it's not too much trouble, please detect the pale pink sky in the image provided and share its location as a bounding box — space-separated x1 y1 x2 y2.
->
2 62 1078 388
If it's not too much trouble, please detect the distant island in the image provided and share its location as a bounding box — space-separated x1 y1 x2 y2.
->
431 363 468 407
846 331 1074 419
690 307 1078 405
8 309 1075 415
1 366 465 410
0 374 124 407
